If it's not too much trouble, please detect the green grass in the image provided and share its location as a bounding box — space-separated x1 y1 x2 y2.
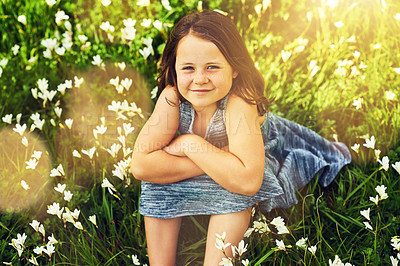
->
1 0 400 265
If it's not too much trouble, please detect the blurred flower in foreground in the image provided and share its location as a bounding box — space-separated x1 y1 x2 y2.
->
334 21 344 28
101 0 111 6
392 162 400 175
2 114 12 124
351 143 360 153
46 0 56 6
281 50 291 63
385 90 396 101
17 15 26 25
353 98 362 110
21 180 30 190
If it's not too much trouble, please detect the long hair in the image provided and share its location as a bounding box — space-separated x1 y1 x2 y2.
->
158 10 272 115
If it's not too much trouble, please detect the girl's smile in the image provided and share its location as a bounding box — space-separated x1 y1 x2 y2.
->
175 34 237 113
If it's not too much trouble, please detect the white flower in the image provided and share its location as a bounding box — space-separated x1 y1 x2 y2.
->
394 68 400 74
334 20 344 28
93 124 107 138
38 224 45 237
369 195 379 205
151 86 158 99
43 243 55 257
73 149 82 158
308 245 317 255
353 98 362 110
13 123 27 136
234 240 248 256
92 55 103 66
275 239 286 251
378 156 389 171
41 38 58 51
121 78 132 91
353 50 361 59
360 208 370 221
63 190 73 202
48 234 58 245
271 216 289 234
26 158 39 169
390 256 399 266
0 58 8 67
363 136 375 149
117 62 126 70
78 34 88 43
374 149 381 160
351 143 360 153
385 90 396 101
281 50 291 62
89 215 97 227
17 15 26 25
55 107 62 118
161 0 172 10
363 221 373 231
82 147 96 159
30 220 40 232
74 76 84 87
296 237 308 249
107 143 122 158
123 123 135 135
101 0 111 6
65 118 73 129
137 0 150 6
132 254 140 265
2 114 12 124
55 46 65 55
123 18 136 28
373 43 381 49
375 185 388 200
139 47 152 59
28 255 39 265
21 136 28 147
102 177 117 194
242 259 250 266
46 0 56 6
21 180 30 190
100 21 114 32
70 208 80 220
392 162 400 175
141 18 152 27
391 237 400 251
121 26 136 41
219 258 233 266
12 44 20 55
74 221 84 230
47 202 64 219
153 20 163 31
33 245 45 255
55 10 69 25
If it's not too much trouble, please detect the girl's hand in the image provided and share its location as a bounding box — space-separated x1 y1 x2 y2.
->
163 142 186 157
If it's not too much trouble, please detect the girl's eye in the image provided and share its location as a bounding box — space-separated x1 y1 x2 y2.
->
182 66 194 70
207 65 219 70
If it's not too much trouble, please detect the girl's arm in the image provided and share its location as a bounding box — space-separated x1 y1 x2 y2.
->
130 86 205 183
163 94 265 196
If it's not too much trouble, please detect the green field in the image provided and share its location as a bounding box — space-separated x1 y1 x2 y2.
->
1 0 400 265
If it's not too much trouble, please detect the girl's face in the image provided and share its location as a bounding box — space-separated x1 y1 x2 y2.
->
175 34 237 113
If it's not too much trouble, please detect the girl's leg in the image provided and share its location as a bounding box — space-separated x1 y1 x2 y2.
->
144 216 182 266
204 208 252 265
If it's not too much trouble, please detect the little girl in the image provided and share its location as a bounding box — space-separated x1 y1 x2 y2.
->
131 10 351 265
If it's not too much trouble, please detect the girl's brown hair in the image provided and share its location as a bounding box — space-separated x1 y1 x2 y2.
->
158 10 272 115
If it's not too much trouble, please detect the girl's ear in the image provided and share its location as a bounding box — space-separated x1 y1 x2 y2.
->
233 71 238 79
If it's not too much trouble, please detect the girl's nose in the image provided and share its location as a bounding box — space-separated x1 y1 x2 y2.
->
193 72 209 85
